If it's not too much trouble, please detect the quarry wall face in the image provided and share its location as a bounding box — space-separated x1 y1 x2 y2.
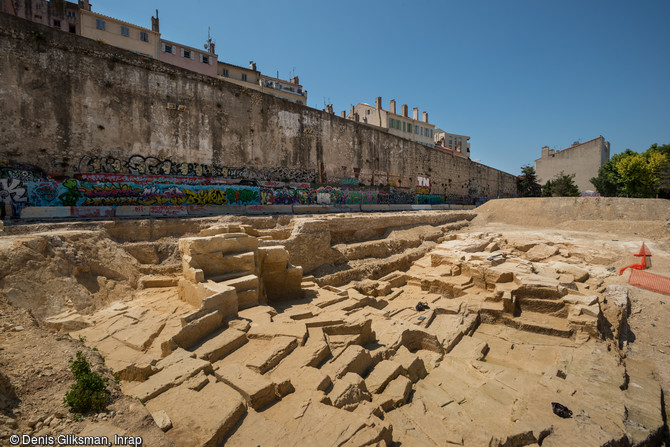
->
0 13 516 217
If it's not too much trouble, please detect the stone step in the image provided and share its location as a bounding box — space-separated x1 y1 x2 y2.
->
193 327 248 363
517 297 566 314
246 336 298 374
138 275 180 289
499 311 573 338
166 310 225 354
215 362 278 410
220 274 259 310
126 356 213 403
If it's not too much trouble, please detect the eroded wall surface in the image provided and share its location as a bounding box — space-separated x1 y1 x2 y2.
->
0 13 516 217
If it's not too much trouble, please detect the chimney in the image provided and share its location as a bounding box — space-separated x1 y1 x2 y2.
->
249 61 257 71
401 104 408 117
290 76 299 85
375 96 382 109
350 105 355 117
78 0 91 11
341 111 346 118
422 111 428 123
412 107 418 120
151 9 159 32
390 100 396 114
209 42 215 54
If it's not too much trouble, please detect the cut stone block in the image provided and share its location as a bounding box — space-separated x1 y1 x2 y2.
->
247 322 308 345
392 345 427 383
525 243 559 261
112 317 166 352
170 310 224 351
145 381 245 447
376 375 413 411
127 356 213 403
329 372 372 410
220 274 259 310
215 363 277 410
194 328 248 363
325 345 373 379
259 246 289 266
151 410 172 432
322 318 373 348
178 279 238 320
365 360 403 394
275 367 332 393
155 348 196 372
139 276 179 289
179 234 259 282
247 336 298 374
448 335 489 361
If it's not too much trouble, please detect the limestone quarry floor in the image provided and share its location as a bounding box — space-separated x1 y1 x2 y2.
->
1 203 669 446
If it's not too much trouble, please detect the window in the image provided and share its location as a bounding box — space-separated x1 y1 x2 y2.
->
222 68 229 77
163 44 172 53
67 11 75 18
415 126 419 135
140 31 149 42
407 123 412 133
121 26 129 37
296 100 303 105
69 24 76 33
183 49 191 58
53 19 61 27
420 127 423 136
388 118 394 128
201 55 209 64
96 19 105 30
241 73 247 81
403 122 406 132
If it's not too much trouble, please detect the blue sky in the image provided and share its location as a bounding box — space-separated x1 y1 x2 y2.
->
93 0 670 175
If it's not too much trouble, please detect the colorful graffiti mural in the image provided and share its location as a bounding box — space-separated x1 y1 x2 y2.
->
1 156 500 218
28 180 261 207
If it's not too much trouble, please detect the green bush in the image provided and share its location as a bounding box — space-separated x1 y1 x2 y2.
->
63 352 109 414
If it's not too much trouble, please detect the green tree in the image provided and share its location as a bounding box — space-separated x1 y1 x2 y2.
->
516 164 541 197
542 172 579 197
591 144 670 198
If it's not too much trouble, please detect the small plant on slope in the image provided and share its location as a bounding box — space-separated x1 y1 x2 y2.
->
63 351 109 414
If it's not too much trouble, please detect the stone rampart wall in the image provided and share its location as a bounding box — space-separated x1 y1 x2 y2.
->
0 13 516 217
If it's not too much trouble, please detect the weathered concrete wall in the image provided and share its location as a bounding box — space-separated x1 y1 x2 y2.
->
535 136 610 192
0 13 516 217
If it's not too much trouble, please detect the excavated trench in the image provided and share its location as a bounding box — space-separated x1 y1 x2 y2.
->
0 200 669 446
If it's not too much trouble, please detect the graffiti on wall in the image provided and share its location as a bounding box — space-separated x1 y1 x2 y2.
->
1 154 504 216
416 175 431 195
1 162 48 216
78 155 317 183
28 179 261 207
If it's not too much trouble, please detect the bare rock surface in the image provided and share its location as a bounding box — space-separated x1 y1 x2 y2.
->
0 204 669 446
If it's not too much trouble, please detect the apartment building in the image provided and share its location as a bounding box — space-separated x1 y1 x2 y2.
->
347 97 435 146
160 38 217 77
3 0 81 33
217 61 307 105
434 129 470 157
80 8 160 59
535 136 610 192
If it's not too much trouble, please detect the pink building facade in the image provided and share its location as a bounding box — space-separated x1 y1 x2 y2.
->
159 39 217 78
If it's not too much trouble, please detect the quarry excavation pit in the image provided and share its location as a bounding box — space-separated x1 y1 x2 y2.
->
0 198 669 446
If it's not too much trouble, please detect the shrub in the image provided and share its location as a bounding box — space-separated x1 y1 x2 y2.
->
63 352 109 414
